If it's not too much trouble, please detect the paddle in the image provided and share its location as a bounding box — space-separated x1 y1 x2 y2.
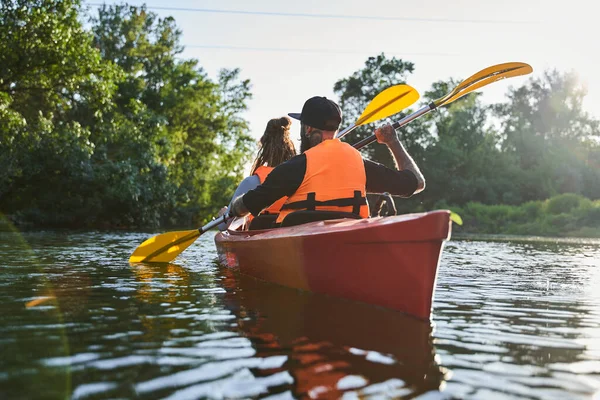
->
129 84 420 263
350 62 533 150
129 215 229 263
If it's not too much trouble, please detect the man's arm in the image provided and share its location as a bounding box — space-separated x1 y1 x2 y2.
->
230 155 306 217
363 160 418 197
375 124 426 193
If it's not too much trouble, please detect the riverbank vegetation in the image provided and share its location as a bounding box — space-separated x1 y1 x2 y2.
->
440 194 600 237
2 1 599 236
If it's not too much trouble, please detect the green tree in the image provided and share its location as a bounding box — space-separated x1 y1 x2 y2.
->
333 54 423 166
90 4 254 226
0 0 121 226
414 80 521 208
494 70 600 201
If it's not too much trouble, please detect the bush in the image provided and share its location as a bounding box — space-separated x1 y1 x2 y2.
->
442 194 600 237
521 201 544 219
545 193 586 214
581 207 600 226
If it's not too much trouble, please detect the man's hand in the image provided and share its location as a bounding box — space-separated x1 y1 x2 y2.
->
374 123 399 145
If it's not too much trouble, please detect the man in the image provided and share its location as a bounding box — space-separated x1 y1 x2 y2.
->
230 96 425 223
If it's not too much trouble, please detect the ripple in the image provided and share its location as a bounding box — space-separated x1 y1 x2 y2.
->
159 346 256 360
71 382 118 399
162 369 293 400
89 355 155 370
136 356 290 394
41 353 101 367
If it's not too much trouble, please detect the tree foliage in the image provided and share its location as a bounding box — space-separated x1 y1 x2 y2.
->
0 0 253 228
334 54 416 165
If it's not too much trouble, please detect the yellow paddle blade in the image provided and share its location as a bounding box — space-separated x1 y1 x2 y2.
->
454 62 531 93
450 211 463 226
129 230 200 263
435 62 533 107
355 84 419 126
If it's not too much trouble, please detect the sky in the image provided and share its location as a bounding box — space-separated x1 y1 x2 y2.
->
86 0 599 144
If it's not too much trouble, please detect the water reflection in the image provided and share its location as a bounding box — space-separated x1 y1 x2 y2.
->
219 265 448 398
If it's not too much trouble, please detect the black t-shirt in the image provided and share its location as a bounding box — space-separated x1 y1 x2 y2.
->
243 153 418 216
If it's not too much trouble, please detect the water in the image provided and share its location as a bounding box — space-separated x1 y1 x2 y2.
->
1 230 600 399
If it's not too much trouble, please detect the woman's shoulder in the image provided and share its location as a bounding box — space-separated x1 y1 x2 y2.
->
230 175 261 200
240 175 261 186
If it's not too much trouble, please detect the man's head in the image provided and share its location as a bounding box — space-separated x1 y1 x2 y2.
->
288 96 342 152
288 96 342 131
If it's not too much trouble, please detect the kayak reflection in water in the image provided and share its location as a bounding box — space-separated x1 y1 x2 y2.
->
217 116 297 231
228 96 426 228
220 267 449 398
128 262 448 397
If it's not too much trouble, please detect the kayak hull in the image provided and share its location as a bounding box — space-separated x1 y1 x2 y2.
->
214 210 451 320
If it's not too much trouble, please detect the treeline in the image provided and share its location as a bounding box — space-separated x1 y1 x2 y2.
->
2 2 600 234
334 55 600 228
1 0 254 228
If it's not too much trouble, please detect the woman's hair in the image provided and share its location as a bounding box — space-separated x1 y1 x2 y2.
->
251 116 297 174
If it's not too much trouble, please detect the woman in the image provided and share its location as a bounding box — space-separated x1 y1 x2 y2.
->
218 116 296 230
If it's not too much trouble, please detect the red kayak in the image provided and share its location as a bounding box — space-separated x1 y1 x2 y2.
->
215 210 451 320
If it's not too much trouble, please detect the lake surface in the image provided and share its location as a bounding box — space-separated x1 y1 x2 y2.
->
1 230 600 399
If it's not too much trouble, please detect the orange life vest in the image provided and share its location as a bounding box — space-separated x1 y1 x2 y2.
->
252 165 288 215
275 139 369 224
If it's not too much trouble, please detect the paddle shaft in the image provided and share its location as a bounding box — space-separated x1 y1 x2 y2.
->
201 213 231 233
336 124 357 140
353 102 435 150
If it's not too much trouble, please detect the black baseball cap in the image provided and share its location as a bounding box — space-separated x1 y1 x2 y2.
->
288 96 342 131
